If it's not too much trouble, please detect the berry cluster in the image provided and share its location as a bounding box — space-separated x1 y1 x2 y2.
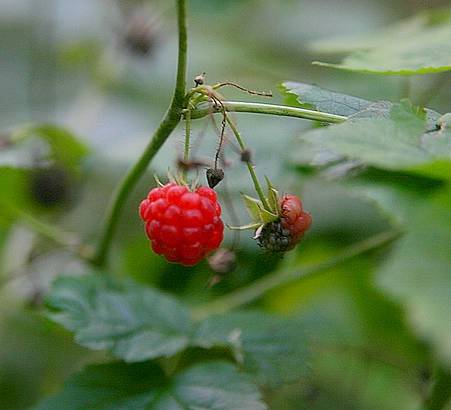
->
258 194 311 252
139 183 224 266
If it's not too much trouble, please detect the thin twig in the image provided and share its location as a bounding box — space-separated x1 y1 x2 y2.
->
190 100 347 123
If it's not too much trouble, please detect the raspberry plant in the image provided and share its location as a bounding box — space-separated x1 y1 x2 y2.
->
0 1 450 409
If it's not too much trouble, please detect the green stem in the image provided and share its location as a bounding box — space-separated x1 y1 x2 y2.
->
190 101 347 123
91 0 188 267
226 117 271 210
192 230 400 320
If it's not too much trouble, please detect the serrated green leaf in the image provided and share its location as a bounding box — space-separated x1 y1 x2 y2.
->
281 82 372 116
376 187 451 368
32 361 267 410
311 11 451 75
46 273 193 362
293 101 451 180
194 311 310 388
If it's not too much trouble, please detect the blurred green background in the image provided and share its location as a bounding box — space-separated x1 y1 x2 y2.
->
0 0 450 409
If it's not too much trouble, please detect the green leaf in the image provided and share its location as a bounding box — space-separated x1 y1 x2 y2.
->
32 361 267 410
46 274 193 362
12 124 89 172
376 187 451 367
311 11 451 75
0 167 35 227
293 101 451 179
310 12 434 53
281 81 372 116
194 311 310 388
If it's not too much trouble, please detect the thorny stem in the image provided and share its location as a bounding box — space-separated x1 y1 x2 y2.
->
92 0 188 267
190 101 347 123
191 229 400 320
226 117 271 211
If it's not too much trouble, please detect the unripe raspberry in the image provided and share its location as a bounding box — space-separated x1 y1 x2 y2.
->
258 194 311 252
139 183 224 266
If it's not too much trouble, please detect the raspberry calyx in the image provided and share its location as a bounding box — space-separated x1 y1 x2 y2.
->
231 178 311 253
139 183 224 266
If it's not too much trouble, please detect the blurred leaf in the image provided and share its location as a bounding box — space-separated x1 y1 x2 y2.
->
281 81 372 116
293 101 451 179
46 274 193 362
0 167 29 209
12 124 89 172
311 10 451 75
0 167 33 227
310 14 428 54
194 311 310 388
32 361 267 410
377 187 451 368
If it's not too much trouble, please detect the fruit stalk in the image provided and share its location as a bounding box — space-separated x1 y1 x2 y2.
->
190 101 347 123
226 117 271 211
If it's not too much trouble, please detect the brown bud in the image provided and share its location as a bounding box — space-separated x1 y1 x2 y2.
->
240 149 252 163
206 168 224 188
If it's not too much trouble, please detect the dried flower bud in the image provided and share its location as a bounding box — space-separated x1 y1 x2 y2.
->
240 149 252 163
206 168 224 188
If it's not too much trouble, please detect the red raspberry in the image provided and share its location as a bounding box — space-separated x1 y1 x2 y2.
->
139 183 224 266
258 194 311 252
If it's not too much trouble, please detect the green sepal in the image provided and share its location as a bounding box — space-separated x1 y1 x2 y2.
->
258 207 278 224
242 194 264 221
241 193 279 228
265 176 280 215
227 222 262 231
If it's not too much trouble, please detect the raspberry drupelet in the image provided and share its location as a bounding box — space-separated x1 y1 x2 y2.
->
258 194 311 252
139 183 224 266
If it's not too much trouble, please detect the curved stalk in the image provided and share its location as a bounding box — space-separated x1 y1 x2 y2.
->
92 0 188 267
190 101 347 123
226 117 271 211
